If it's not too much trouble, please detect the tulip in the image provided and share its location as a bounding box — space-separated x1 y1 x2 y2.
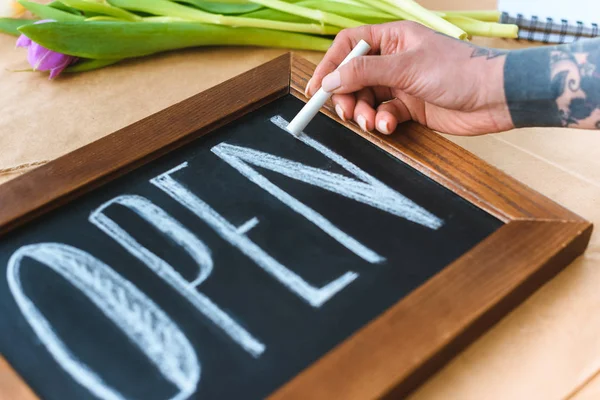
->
15 19 78 79
0 0 518 79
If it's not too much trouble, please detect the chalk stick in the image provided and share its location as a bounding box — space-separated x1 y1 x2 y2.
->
286 39 372 136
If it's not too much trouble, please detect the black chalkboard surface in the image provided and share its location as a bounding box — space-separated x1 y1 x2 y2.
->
0 94 502 400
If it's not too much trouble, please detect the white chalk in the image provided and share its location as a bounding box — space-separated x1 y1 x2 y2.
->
286 39 371 136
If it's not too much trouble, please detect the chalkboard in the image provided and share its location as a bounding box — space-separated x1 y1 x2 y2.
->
0 55 591 400
0 94 502 399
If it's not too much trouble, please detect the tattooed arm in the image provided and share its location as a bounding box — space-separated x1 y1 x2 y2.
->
505 39 600 129
306 21 600 135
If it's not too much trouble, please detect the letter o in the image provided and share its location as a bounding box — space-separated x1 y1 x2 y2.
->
7 243 200 400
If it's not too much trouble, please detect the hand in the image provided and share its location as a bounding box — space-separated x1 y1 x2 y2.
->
306 21 514 136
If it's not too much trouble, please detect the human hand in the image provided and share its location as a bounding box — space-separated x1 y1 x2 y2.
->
306 21 513 136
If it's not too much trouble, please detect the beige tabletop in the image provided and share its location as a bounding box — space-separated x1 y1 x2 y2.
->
1 0 599 398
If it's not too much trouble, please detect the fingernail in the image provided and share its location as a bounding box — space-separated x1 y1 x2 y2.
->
335 104 346 121
357 115 368 131
304 78 312 97
322 71 341 92
377 119 390 134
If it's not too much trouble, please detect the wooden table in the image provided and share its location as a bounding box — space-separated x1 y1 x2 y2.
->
1 0 599 398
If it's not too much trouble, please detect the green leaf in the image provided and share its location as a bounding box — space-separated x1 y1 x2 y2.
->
0 18 33 36
177 0 262 14
65 58 122 72
18 21 332 59
60 0 142 21
48 1 84 15
19 1 85 21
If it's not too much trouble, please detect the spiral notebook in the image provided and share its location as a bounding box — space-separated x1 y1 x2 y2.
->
498 0 599 43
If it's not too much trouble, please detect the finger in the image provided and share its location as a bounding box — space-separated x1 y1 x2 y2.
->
372 86 394 104
321 52 419 95
307 25 380 97
353 88 377 132
375 109 398 135
375 99 411 135
331 93 356 122
308 21 433 96
330 88 391 125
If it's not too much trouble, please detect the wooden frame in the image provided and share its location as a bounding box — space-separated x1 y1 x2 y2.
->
0 54 592 399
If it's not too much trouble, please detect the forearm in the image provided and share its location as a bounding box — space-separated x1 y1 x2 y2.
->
503 38 600 129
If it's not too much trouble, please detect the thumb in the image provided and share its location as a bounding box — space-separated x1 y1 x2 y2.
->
321 54 412 94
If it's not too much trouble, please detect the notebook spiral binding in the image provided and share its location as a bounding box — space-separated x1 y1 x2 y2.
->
501 11 599 44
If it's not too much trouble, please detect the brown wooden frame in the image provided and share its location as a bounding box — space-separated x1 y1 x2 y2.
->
0 54 593 399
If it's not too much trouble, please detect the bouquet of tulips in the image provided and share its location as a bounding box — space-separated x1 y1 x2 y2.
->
0 0 518 79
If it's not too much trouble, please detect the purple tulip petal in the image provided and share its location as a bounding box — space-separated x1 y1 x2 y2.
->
48 56 76 79
16 19 76 79
36 50 70 72
27 43 43 69
49 64 68 79
27 41 48 66
15 34 31 48
27 42 50 70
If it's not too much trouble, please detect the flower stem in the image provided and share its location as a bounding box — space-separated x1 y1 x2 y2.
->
85 16 129 22
376 0 467 39
249 0 362 28
60 0 141 21
109 0 339 34
223 15 341 34
108 0 221 24
351 0 515 38
353 0 414 21
297 0 393 22
444 15 517 38
441 10 501 22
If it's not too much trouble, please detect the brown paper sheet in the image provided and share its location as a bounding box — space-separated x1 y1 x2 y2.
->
1 0 600 398
0 35 322 182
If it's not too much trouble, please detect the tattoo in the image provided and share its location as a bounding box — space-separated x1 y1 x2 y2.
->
470 47 508 60
504 38 600 129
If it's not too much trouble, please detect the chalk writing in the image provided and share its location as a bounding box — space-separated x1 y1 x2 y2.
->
210 115 443 264
270 115 443 229
236 217 259 235
89 195 265 358
151 163 358 308
6 243 199 400
211 144 384 264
